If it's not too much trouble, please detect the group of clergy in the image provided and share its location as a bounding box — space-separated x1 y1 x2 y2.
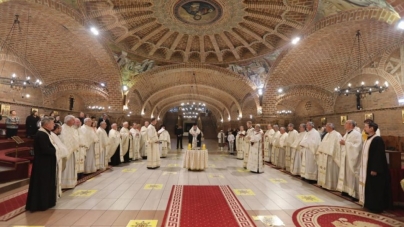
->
235 119 391 213
26 115 171 212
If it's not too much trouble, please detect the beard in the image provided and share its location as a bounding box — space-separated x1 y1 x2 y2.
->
73 125 78 129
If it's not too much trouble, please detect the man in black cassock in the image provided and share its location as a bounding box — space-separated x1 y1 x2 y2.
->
176 125 184 149
26 110 40 138
26 117 57 212
359 121 392 213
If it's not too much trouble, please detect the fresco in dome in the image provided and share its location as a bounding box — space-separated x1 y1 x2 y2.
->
316 0 398 21
228 60 270 88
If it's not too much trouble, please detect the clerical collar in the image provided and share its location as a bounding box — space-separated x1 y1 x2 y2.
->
347 130 353 134
367 134 375 139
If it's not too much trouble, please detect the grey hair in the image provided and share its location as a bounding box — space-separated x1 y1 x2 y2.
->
300 123 306 130
41 117 54 126
346 120 356 127
273 124 279 129
280 126 286 131
326 123 335 129
307 121 314 127
84 118 92 124
64 115 75 123
99 121 106 126
288 123 294 127
255 124 261 128
123 121 128 125
111 123 117 127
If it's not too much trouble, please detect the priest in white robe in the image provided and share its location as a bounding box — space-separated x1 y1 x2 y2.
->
60 115 79 189
337 120 362 199
300 122 321 181
247 124 264 173
97 121 109 170
120 122 132 163
74 118 85 174
217 130 225 151
271 125 280 164
290 124 307 175
285 123 298 172
108 123 121 166
271 125 281 166
316 123 342 190
130 123 141 161
50 123 69 198
263 124 275 162
139 121 149 159
236 126 245 160
146 118 161 169
80 118 100 174
158 125 171 158
189 124 202 149
275 127 288 169
243 121 254 169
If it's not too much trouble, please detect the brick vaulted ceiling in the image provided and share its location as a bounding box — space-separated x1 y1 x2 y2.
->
83 0 316 64
0 0 403 119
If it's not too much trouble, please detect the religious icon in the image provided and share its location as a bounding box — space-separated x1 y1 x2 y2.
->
181 2 215 21
402 110 404 124
364 113 374 121
340 115 347 125
321 117 327 125
31 108 38 114
0 104 10 117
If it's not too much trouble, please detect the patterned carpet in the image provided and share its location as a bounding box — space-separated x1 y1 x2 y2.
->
162 185 256 227
292 206 404 227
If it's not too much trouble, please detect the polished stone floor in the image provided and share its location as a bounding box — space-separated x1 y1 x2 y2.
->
1 139 360 227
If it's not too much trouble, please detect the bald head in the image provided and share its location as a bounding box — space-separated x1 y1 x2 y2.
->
123 121 129 128
100 121 107 129
111 123 117 130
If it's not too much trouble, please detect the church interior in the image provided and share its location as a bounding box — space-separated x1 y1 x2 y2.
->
1 0 404 226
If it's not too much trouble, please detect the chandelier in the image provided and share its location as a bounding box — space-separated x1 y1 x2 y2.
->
180 102 206 119
334 30 388 99
0 15 42 94
87 105 105 111
276 110 293 115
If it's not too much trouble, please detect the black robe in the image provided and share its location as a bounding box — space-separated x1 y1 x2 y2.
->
26 129 57 212
364 135 392 213
109 145 121 166
26 115 39 137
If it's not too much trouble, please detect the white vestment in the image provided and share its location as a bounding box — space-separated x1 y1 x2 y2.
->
272 131 281 166
300 128 321 180
80 125 100 174
97 127 109 170
217 132 225 146
243 127 254 168
146 124 161 168
107 129 121 160
247 131 263 173
130 128 141 160
270 130 281 165
359 135 377 205
159 129 171 157
276 132 288 169
337 130 362 198
50 131 68 198
285 130 298 171
236 131 245 160
290 131 306 175
263 129 275 162
189 127 201 149
140 126 148 157
60 124 79 189
120 127 133 162
316 130 342 190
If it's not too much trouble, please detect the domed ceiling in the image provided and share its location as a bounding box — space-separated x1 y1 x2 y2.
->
83 0 316 64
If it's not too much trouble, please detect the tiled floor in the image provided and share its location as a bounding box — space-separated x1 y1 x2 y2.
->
0 139 360 227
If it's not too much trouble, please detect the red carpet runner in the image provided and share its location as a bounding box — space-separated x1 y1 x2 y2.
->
0 189 27 221
292 206 404 227
162 185 256 227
